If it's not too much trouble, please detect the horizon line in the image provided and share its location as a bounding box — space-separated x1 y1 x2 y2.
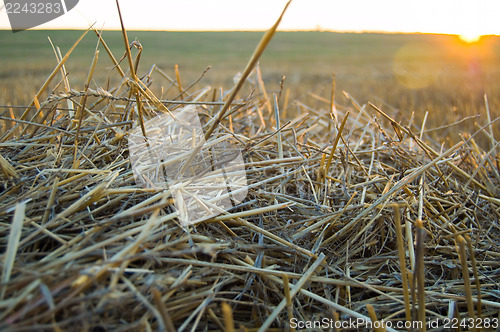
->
1 27 499 38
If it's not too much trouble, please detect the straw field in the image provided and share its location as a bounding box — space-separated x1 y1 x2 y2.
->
2 29 500 143
0 10 499 332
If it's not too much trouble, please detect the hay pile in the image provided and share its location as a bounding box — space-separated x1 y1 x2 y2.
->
1 23 500 332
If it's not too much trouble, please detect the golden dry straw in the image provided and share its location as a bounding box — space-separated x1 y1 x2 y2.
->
0 2 499 331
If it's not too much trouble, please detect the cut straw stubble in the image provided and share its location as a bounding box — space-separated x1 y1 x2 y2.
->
392 205 412 323
1 0 500 329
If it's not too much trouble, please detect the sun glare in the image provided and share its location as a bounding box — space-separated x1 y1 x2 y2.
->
459 32 482 43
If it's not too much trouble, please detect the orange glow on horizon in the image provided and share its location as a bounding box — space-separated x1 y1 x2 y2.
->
0 0 499 36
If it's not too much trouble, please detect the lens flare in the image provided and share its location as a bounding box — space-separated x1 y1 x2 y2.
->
393 42 441 90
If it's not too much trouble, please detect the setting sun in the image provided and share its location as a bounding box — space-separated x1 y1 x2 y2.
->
459 32 482 43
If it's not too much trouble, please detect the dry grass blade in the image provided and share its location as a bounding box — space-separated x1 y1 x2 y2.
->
152 287 176 332
175 64 184 97
1 202 26 300
204 0 292 140
274 94 284 164
221 302 235 332
282 274 295 332
93 28 125 78
484 94 496 154
73 48 99 166
366 304 386 332
116 0 136 81
456 235 476 322
324 111 349 178
415 219 426 331
465 235 482 319
0 152 18 179
392 205 411 323
49 40 73 118
115 0 147 140
330 73 337 123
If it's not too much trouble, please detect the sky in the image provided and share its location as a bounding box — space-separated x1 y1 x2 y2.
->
0 0 499 39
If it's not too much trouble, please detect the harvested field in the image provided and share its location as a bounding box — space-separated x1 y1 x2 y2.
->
0 8 499 332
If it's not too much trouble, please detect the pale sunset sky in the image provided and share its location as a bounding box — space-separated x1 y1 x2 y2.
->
0 0 499 41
